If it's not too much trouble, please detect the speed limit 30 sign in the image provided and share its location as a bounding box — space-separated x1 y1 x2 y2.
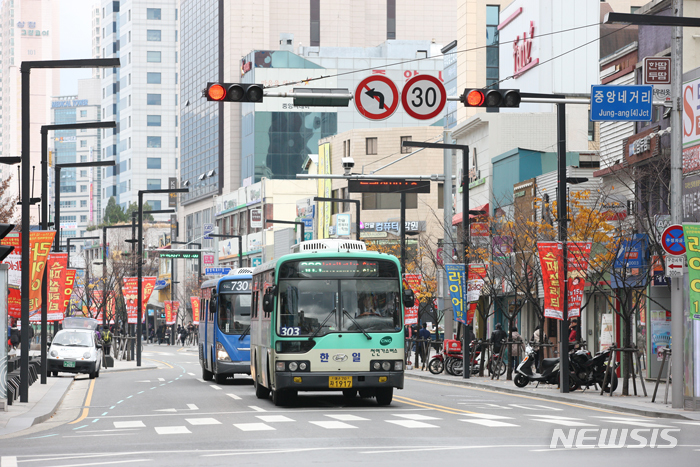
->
401 74 446 120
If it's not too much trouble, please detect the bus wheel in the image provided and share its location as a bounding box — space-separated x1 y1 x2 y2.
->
202 366 214 381
215 373 227 385
272 389 290 407
254 378 270 399
342 389 357 398
375 387 393 406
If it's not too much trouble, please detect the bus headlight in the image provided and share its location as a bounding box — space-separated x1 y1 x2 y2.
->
299 362 307 370
276 361 286 371
382 362 391 371
394 361 403 371
216 342 231 362
373 362 381 370
288 362 298 371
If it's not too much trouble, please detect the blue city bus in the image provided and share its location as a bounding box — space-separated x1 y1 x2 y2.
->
199 268 254 384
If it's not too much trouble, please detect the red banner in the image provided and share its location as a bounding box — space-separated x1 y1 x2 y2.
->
467 263 488 324
164 300 173 325
61 270 77 317
567 242 591 318
92 290 103 321
142 277 157 320
191 297 201 323
29 232 56 315
538 242 564 320
45 253 68 322
402 274 422 325
170 301 180 325
1 233 21 318
123 277 138 324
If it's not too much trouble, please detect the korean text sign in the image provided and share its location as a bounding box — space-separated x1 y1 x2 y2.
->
445 264 466 325
683 223 700 320
590 85 652 122
538 242 564 320
61 270 76 317
46 253 68 322
402 274 421 325
191 297 200 323
567 242 591 318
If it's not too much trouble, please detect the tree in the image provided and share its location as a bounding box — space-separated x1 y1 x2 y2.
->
0 174 19 223
104 197 127 224
126 202 154 222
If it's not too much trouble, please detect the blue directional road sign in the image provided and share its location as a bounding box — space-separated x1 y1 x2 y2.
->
205 267 231 275
590 85 653 122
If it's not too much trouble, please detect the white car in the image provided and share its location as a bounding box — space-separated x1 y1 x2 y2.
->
48 328 103 379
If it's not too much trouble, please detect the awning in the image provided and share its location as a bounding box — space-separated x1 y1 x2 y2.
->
154 279 170 290
147 293 164 308
451 203 489 226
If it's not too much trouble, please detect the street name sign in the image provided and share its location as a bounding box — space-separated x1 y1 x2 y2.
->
590 85 653 121
205 267 231 275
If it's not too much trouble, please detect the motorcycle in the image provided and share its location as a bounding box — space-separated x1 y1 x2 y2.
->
429 340 481 376
513 344 561 388
569 346 618 393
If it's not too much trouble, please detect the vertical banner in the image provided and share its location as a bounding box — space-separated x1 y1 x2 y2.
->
46 253 68 322
191 297 201 323
171 301 180 325
168 177 178 207
683 223 700 320
467 263 488 325
92 290 104 321
61 270 77 317
28 231 57 315
1 232 21 318
445 264 467 325
402 274 422 325
164 300 173 325
538 242 564 320
141 277 157 322
567 241 592 318
123 277 139 324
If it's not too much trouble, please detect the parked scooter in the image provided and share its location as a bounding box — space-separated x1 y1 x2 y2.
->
513 344 561 387
569 346 618 393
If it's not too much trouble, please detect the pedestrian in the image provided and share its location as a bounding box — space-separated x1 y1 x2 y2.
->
568 319 578 343
510 326 523 369
179 326 188 346
490 323 507 355
102 327 112 356
532 325 547 371
156 325 164 345
418 323 431 369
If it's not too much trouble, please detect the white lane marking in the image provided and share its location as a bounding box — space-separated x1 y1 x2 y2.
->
196 379 205 383
113 421 145 428
187 404 198 410
226 393 241 400
310 421 357 429
155 426 191 434
392 414 441 421
154 409 177 413
0 457 17 467
325 414 369 421
678 421 700 425
188 372 195 376
509 404 562 411
233 423 275 431
462 414 514 420
158 378 165 382
186 418 221 425
21 459 150 465
530 418 597 427
530 415 585 420
256 415 295 423
386 420 439 428
210 385 223 390
593 417 674 428
134 380 151 383
249 406 266 412
460 419 519 427
63 433 134 437
458 403 512 409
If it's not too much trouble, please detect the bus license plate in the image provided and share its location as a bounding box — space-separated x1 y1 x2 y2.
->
328 376 352 388
63 361 76 368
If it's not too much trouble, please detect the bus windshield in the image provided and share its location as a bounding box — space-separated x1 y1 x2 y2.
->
278 278 401 337
218 293 251 334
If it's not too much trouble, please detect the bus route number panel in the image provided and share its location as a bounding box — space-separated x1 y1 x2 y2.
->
219 280 251 292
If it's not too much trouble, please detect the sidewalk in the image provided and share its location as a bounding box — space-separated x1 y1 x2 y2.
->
405 365 700 421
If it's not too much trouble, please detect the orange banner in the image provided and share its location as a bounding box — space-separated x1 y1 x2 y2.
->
164 300 173 325
46 253 68 322
538 241 564 320
191 297 200 323
170 301 180 325
1 232 21 318
28 231 57 315
61 270 77 318
141 277 157 321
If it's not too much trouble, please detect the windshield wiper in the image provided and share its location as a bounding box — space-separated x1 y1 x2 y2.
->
238 325 250 341
308 309 337 341
342 310 372 341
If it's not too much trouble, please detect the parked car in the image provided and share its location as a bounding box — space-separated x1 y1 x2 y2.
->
48 328 103 379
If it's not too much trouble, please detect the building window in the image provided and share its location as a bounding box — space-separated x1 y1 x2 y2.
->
128 31 131 43
486 5 500 113
147 94 161 105
60 201 76 208
147 51 161 63
80 110 87 117
80 215 87 223
147 72 161 84
147 8 161 20
147 136 162 148
387 0 396 40
366 137 377 155
80 200 87 208
147 179 161 190
80 185 87 193
438 183 444 209
147 157 161 169
147 29 161 41
148 200 162 210
80 140 87 148
344 139 351 157
588 109 595 141
362 193 417 210
147 115 161 126
80 170 88 178
400 136 411 153
310 0 320 46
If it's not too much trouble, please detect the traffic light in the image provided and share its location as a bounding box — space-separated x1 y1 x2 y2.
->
0 223 16 261
205 82 264 103
461 89 521 108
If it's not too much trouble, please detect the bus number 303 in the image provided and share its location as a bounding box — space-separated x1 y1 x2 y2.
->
280 326 300 336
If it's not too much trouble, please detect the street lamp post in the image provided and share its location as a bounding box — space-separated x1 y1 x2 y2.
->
19 57 118 402
136 189 187 366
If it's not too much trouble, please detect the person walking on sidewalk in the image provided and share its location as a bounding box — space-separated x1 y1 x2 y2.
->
510 326 523 369
418 323 431 369
102 327 112 356
532 325 547 371
490 323 507 355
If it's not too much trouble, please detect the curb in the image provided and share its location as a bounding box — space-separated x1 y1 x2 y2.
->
0 378 73 436
103 363 159 373
406 372 694 421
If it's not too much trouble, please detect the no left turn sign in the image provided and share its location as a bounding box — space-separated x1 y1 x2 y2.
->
401 74 446 120
354 75 400 121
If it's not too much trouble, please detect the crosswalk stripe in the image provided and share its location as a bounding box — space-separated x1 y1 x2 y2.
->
227 393 241 400
256 415 295 423
530 418 597 427
249 406 266 412
460 419 519 427
461 414 514 420
386 420 439 428
326 414 369 421
210 385 222 390
393 414 441 421
186 418 221 425
155 426 191 434
310 421 357 429
113 421 145 428
234 423 275 431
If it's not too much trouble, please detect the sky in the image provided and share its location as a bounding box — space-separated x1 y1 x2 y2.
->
59 0 95 95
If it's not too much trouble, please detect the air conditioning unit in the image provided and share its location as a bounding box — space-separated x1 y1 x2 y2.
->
291 239 366 254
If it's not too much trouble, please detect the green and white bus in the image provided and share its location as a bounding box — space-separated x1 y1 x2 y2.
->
250 239 414 406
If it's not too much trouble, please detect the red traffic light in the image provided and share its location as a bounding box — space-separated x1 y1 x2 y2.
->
207 84 226 101
466 90 485 106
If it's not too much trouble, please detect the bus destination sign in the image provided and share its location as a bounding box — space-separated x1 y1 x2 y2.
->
157 249 202 259
348 180 431 194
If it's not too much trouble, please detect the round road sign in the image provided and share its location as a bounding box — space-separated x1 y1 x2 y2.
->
662 224 686 256
354 75 400 121
401 74 447 120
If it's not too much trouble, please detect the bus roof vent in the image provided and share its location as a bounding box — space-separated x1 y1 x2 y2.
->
231 267 254 275
292 239 366 253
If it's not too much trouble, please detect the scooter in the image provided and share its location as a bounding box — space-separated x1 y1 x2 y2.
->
513 344 560 388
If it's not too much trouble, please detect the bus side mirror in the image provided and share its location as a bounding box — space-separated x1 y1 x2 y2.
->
263 293 274 314
403 289 415 307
